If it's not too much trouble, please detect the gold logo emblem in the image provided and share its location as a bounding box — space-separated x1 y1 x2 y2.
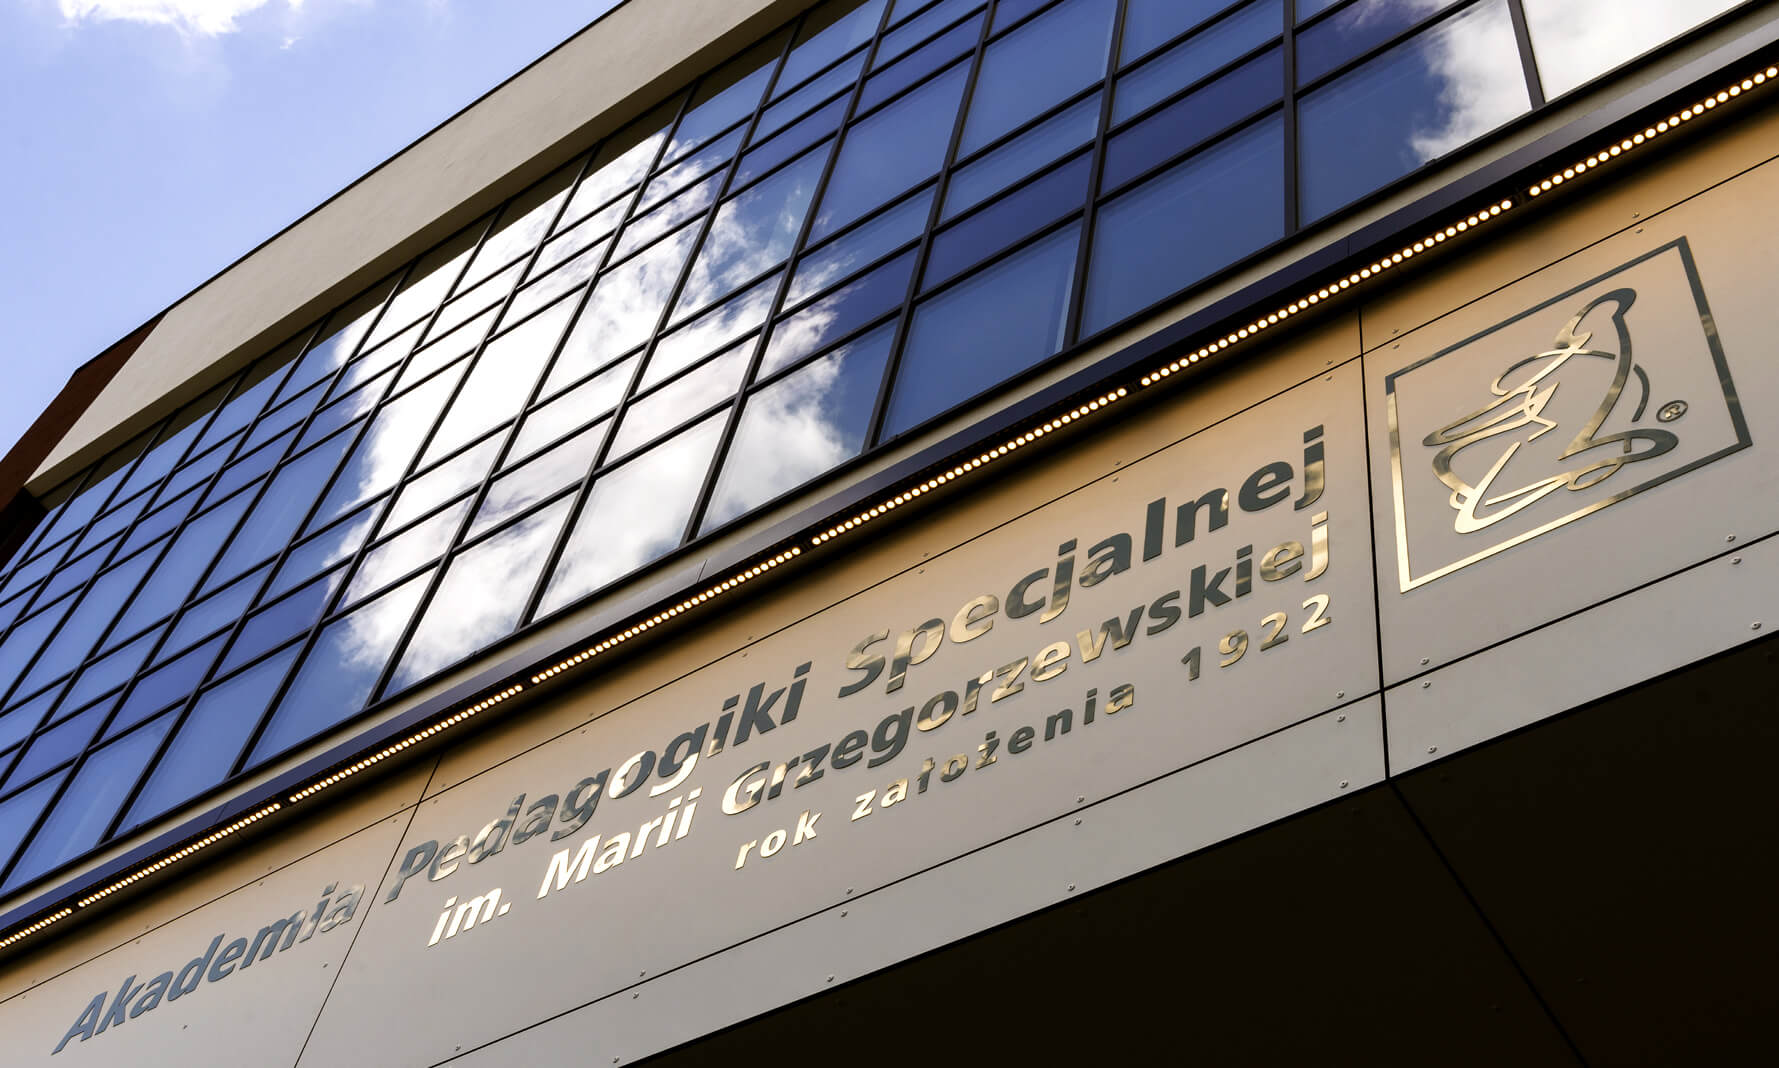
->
1386 239 1749 591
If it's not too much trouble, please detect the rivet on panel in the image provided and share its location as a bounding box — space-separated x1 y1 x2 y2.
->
1419 657 1429 665
1076 796 1085 803
1754 622 1763 631
1339 780 1350 789
1337 714 1347 723
1732 557 1742 565
1067 884 1076 892
1422 681 1431 689
1074 818 1082 826
1427 746 1438 754
1336 690 1345 699
1727 534 1737 543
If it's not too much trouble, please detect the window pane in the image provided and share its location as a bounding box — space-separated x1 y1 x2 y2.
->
165 564 271 655
778 0 887 91
1298 0 1464 85
649 272 780 388
503 254 602 332
472 419 608 539
427 263 522 343
884 222 1079 437
736 96 849 190
878 0 980 66
349 498 472 606
640 127 746 216
6 706 106 793
813 62 968 239
277 282 393 404
62 624 162 714
789 188 932 304
1086 117 1283 334
563 100 677 225
111 491 251 639
421 297 576 467
958 0 1117 155
612 344 750 459
459 162 577 290
1104 46 1282 190
678 147 829 313
368 219 486 347
110 635 226 738
1122 0 1246 63
538 413 726 616
527 354 639 451
0 690 57 754
1522 0 1740 97
3 715 175 892
0 773 67 881
221 568 345 677
383 436 501 532
924 153 1090 288
14 549 154 697
703 322 894 530
669 34 787 158
389 499 573 693
247 570 433 764
946 92 1099 218
121 645 301 832
1298 0 1527 221
312 363 468 528
763 248 917 376
1115 0 1281 121
856 10 983 114
533 195 627 281
758 52 866 143
207 432 353 588
557 225 700 377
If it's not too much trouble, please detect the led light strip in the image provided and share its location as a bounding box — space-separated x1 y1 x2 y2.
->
0 908 72 950
528 549 804 685
73 803 283 910
1141 201 1516 387
9 61 1775 960
812 388 1132 546
289 685 525 802
1529 67 1776 198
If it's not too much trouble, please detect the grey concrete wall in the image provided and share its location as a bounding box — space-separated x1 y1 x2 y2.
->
30 0 819 492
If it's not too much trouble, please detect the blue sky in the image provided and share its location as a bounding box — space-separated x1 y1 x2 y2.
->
0 0 623 466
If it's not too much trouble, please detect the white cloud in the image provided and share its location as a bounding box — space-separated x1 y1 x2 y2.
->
57 0 304 36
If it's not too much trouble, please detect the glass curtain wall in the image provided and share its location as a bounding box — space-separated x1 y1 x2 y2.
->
0 0 1747 895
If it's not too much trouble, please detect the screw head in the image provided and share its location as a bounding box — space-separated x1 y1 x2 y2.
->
826 975 835 983
1420 657 1430 665
1067 884 1076 892
1422 681 1432 689
840 910 848 917
1754 622 1763 631
1337 714 1347 723
1336 690 1346 699
1339 780 1350 789
1077 796 1085 803
1074 818 1082 826
1733 556 1743 565
1427 746 1438 754
1727 534 1737 543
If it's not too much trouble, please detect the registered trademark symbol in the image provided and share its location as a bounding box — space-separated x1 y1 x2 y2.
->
1657 399 1688 422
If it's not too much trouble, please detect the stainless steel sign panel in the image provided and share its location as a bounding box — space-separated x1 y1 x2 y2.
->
2 813 410 1066
298 365 1379 1065
1385 238 1747 594
446 700 1385 1066
1367 167 1779 686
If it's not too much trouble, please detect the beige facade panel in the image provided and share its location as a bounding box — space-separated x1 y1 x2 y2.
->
0 761 432 1064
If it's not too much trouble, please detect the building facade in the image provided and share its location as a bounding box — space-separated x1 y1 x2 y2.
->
1 0 1776 1062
